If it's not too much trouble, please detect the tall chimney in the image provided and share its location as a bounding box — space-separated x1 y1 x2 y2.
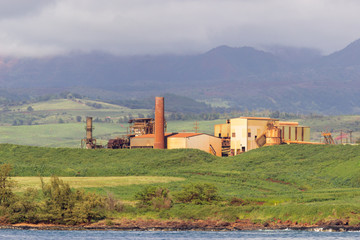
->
154 97 165 149
86 117 93 140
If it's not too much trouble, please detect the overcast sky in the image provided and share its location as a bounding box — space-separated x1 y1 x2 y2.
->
0 0 360 57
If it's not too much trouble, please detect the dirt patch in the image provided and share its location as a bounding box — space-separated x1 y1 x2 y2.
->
1 219 360 232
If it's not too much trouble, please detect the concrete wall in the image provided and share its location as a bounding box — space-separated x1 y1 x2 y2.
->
130 137 154 148
214 123 230 138
167 137 187 149
230 118 248 155
187 134 222 157
167 134 222 157
280 126 311 142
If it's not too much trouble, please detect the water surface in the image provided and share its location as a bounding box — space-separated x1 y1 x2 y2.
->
1 229 360 239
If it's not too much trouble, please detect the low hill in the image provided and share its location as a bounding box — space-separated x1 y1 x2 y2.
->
0 98 150 126
2 143 359 193
2 143 360 223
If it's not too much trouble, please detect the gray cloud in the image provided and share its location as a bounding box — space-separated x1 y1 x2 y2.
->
0 0 57 19
0 0 360 57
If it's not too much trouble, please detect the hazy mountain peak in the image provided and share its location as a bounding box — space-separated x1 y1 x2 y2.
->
323 38 360 66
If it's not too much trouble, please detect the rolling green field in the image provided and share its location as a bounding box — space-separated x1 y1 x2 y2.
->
0 119 223 148
0 123 127 147
298 115 360 143
0 98 151 126
2 143 360 223
1 97 360 148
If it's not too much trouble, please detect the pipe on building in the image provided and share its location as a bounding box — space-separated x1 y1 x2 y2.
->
86 117 93 140
154 97 165 149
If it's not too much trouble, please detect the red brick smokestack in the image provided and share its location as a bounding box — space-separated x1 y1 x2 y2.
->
154 97 165 149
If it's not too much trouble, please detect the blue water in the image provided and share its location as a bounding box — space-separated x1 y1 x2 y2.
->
0 230 360 240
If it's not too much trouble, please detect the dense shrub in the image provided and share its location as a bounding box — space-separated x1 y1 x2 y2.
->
0 164 15 207
174 183 221 205
0 164 107 225
135 186 172 210
5 188 40 223
40 176 106 224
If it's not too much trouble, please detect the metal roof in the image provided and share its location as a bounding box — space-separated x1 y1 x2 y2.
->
133 133 174 138
169 133 202 138
133 132 204 139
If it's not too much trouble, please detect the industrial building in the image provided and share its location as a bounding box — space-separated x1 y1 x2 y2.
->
131 132 222 156
82 96 317 157
214 117 311 156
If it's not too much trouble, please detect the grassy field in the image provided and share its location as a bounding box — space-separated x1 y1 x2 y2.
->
0 98 151 126
0 123 127 147
0 119 224 148
297 115 360 143
2 143 360 223
13 176 185 191
1 97 360 146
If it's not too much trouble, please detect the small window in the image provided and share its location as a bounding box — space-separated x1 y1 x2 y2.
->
232 132 236 137
248 132 251 137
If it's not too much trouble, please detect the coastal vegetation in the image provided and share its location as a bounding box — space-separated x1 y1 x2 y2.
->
0 144 360 225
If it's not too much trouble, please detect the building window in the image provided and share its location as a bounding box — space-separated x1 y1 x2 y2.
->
232 132 236 137
248 132 251 137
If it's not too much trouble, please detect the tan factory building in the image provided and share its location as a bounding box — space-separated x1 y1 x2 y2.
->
215 117 310 156
131 132 222 157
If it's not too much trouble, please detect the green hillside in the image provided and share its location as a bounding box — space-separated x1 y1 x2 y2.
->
2 144 360 224
0 98 151 126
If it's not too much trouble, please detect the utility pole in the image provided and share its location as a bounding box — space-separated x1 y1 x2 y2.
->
194 121 199 133
349 130 353 144
340 129 343 144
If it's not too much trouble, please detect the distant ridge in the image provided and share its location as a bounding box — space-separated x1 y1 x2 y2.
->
1 38 360 114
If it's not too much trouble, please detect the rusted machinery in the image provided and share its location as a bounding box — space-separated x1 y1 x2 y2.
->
322 132 335 144
106 118 157 149
107 138 129 149
256 122 323 147
255 122 281 147
81 117 102 149
128 118 155 136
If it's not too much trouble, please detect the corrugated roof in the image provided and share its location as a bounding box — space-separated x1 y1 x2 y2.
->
133 132 203 139
169 133 202 138
133 133 174 138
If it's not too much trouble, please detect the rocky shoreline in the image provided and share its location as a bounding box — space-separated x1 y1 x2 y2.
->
1 219 360 232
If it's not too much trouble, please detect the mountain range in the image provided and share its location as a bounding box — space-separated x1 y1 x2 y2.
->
1 39 360 114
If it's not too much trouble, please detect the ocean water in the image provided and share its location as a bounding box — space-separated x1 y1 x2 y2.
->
0 230 360 240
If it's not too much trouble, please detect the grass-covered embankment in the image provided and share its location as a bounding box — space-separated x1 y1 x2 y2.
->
1 143 360 225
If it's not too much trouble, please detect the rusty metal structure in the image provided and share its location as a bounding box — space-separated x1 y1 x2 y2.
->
322 132 335 144
255 122 282 147
106 118 157 149
107 138 129 149
81 117 98 149
154 97 165 149
128 118 155 136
